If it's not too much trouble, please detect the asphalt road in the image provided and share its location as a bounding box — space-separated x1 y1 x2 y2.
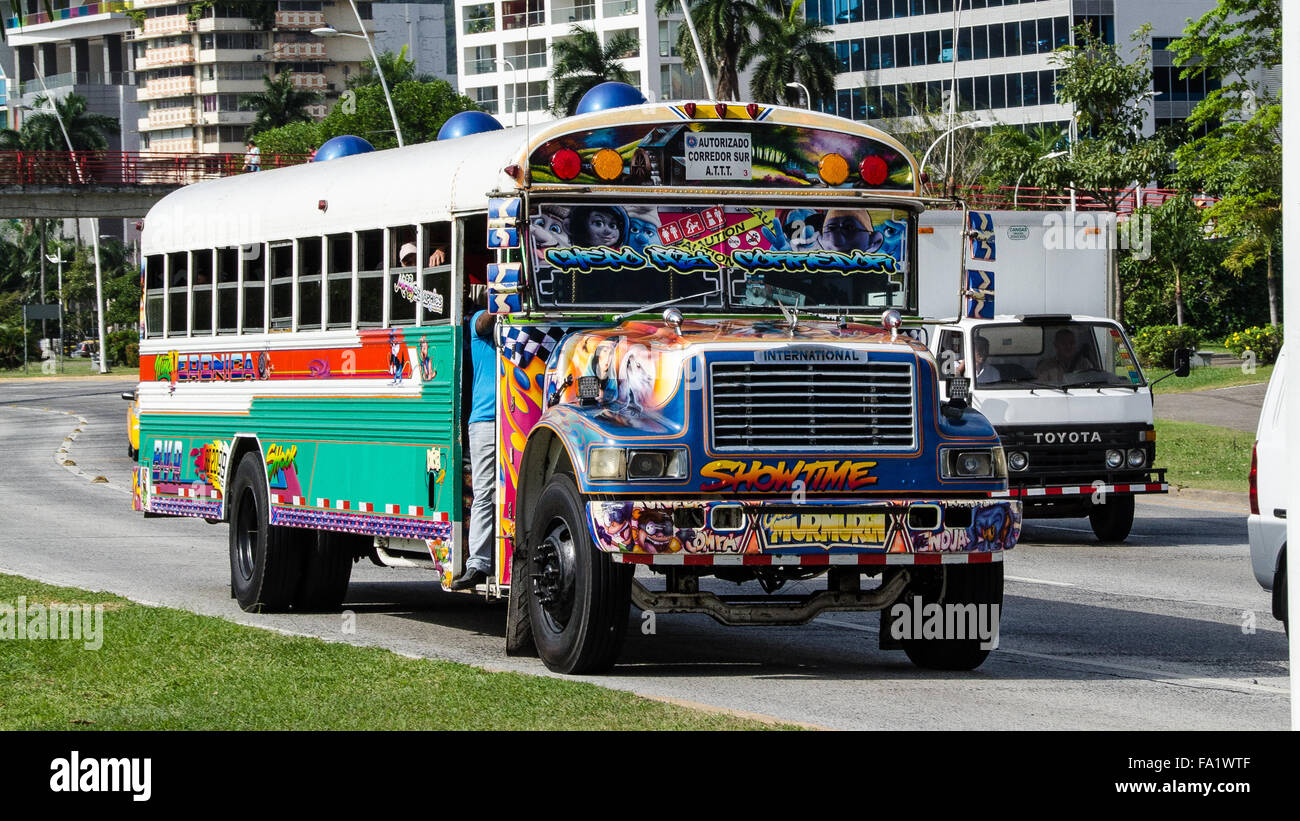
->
1153 383 1268 433
0 377 1288 730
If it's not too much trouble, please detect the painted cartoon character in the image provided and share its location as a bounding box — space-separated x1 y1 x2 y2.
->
419 336 433 381
529 204 570 270
784 209 824 252
595 502 635 550
388 333 405 385
876 217 906 263
632 508 682 553
569 205 628 248
819 209 884 253
968 504 1011 551
623 206 661 254
588 337 620 402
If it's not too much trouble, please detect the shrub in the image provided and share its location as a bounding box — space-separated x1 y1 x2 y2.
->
1224 325 1283 365
1132 324 1201 369
107 328 138 367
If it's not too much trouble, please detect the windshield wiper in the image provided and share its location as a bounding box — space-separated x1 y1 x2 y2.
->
1068 379 1141 392
1006 377 1070 394
611 285 722 323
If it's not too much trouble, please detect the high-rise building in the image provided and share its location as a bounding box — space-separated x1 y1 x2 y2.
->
810 0 1255 138
454 0 713 126
371 0 457 84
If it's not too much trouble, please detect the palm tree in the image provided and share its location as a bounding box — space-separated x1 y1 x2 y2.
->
347 44 433 90
1 93 120 152
548 25 640 117
656 0 776 101
242 71 323 139
742 0 834 106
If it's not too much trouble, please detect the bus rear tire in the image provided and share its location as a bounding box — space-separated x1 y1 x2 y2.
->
294 531 358 612
1089 494 1135 542
229 452 302 612
900 561 1002 671
525 474 631 674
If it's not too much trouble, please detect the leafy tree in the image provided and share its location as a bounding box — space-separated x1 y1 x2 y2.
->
0 93 120 152
1171 0 1281 327
1130 194 1219 326
548 25 639 117
976 125 1070 199
1049 24 1177 323
252 120 322 157
314 79 478 150
242 71 323 139
883 90 992 194
741 0 834 107
347 44 433 90
657 0 776 101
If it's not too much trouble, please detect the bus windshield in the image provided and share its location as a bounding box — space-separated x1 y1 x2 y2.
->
973 321 1146 389
528 202 913 313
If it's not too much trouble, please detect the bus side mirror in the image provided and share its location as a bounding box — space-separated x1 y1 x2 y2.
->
1173 348 1191 378
486 263 522 315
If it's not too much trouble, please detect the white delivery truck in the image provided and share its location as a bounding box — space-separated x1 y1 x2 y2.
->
917 210 1187 542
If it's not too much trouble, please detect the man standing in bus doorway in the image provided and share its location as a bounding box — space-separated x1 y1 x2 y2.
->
452 290 497 590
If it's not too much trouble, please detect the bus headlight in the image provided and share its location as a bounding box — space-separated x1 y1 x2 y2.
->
588 447 626 480
1105 449 1125 469
589 447 688 480
1126 448 1146 468
943 447 1005 479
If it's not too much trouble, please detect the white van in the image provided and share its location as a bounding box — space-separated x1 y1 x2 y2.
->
1249 348 1289 629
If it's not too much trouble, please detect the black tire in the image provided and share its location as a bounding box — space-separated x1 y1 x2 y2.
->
294 530 359 612
900 561 1003 671
228 452 303 612
1272 549 1287 633
525 473 632 673
1089 494 1135 542
504 542 537 657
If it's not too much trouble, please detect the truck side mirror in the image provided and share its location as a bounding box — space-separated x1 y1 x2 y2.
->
1173 348 1191 378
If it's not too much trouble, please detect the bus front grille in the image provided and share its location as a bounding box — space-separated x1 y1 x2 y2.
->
708 360 916 451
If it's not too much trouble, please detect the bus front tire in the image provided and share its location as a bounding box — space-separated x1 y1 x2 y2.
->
1089 494 1135 542
899 561 1003 671
525 474 631 674
229 452 302 612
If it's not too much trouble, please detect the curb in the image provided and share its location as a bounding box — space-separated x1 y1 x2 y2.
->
45 408 131 496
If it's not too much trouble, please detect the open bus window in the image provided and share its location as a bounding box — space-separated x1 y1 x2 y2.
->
167 252 188 336
242 245 266 334
460 216 493 312
145 255 164 338
326 233 353 329
527 202 911 312
192 249 214 336
298 237 323 331
216 248 239 334
388 226 417 326
357 229 384 327
419 222 451 323
269 242 294 331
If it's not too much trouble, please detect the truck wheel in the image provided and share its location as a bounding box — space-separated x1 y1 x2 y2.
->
1089 495 1135 542
900 561 1003 671
294 531 359 612
505 543 537 657
525 473 631 673
228 452 303 612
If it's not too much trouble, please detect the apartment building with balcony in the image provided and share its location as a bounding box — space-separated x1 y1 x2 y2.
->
455 0 714 126
811 0 1258 138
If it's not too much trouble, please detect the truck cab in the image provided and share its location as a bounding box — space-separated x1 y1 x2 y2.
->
930 313 1164 541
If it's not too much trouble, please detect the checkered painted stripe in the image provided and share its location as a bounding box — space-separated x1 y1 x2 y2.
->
609 551 1004 567
270 506 454 541
991 482 1167 499
149 496 223 519
268 495 443 519
177 487 221 499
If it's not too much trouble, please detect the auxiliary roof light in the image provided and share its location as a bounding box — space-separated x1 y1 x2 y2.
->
551 148 582 181
860 154 888 186
591 148 623 181
818 153 849 185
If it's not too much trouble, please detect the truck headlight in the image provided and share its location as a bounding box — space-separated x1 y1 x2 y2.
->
1126 448 1146 468
1008 451 1029 472
943 447 1005 479
588 447 626 480
1105 449 1125 469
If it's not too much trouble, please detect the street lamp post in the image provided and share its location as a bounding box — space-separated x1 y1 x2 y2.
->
919 119 994 195
1013 150 1069 208
312 0 403 147
46 249 66 373
785 81 811 110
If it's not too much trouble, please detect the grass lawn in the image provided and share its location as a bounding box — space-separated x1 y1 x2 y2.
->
0 358 130 379
1153 419 1254 494
1148 362 1272 394
0 574 790 731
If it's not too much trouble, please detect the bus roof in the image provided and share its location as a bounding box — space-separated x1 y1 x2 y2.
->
142 103 920 254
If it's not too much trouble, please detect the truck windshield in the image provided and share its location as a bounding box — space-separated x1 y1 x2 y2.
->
528 202 913 313
972 321 1146 389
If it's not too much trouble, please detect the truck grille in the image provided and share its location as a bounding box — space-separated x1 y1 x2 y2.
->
709 359 915 451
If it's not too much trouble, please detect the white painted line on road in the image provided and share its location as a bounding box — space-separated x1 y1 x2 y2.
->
812 617 1287 698
1027 523 1146 539
1005 575 1075 587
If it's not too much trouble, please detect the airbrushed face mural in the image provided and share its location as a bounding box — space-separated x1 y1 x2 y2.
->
528 203 913 313
588 500 1021 555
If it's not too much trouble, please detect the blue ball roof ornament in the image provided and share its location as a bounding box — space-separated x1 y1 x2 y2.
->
576 82 646 115
312 135 375 162
438 110 504 140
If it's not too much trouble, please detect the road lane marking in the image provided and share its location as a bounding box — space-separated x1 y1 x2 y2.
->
1005 575 1075 587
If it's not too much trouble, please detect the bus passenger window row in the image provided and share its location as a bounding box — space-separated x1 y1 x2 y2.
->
143 222 455 338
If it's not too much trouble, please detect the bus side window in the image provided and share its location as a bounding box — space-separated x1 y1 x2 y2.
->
298 237 324 331
167 252 188 337
460 217 491 310
242 244 266 334
193 249 214 336
938 329 963 379
326 233 353 329
388 225 417 326
357 229 383 328
216 248 239 334
420 221 451 324
145 255 164 338
269 242 294 331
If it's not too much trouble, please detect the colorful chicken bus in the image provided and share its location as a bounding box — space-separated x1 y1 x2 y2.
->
134 98 1020 674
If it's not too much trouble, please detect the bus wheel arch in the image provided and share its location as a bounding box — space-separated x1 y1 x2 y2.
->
223 435 264 523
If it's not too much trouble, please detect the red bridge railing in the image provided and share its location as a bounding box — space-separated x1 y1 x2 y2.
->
0 150 312 186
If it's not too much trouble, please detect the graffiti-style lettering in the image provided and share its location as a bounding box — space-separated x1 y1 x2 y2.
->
171 351 260 382
642 245 716 274
151 439 183 483
699 459 877 493
265 443 298 485
731 248 899 276
190 440 230 493
764 512 886 546
393 272 444 314
545 246 645 274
